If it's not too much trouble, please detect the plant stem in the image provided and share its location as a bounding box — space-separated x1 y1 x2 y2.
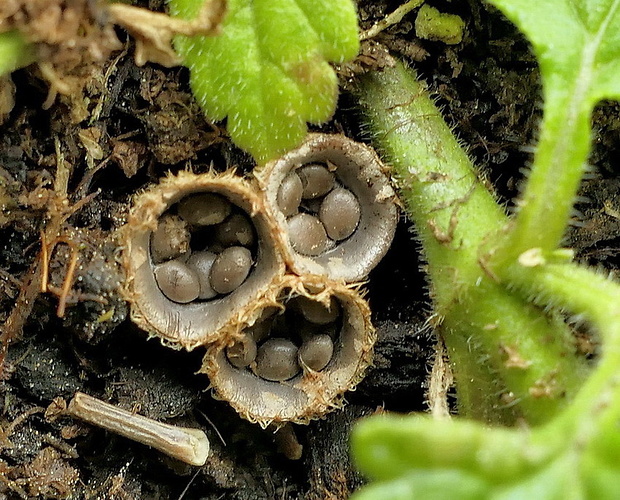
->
491 26 604 266
517 261 620 476
355 61 589 424
502 259 620 344
493 101 591 266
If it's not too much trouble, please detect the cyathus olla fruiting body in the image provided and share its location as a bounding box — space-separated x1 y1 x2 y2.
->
120 170 285 350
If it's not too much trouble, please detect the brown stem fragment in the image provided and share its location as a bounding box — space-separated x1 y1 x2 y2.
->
108 0 227 67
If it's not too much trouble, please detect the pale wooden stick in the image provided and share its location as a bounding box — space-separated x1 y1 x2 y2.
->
67 392 209 466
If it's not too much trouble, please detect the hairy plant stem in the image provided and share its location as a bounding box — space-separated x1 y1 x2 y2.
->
355 62 589 425
493 90 591 267
487 0 620 269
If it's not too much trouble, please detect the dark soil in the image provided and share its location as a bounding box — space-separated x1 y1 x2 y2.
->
1 0 618 498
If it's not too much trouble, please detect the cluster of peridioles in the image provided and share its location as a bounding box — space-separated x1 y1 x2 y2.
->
278 161 361 255
121 134 399 426
151 192 256 302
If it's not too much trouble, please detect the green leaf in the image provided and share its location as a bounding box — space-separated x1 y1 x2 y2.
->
350 407 620 500
486 0 620 105
352 471 490 500
167 0 359 163
351 415 554 485
485 0 620 256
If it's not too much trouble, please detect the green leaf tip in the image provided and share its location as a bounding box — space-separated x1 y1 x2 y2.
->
0 30 35 76
167 0 360 163
351 470 489 500
351 414 551 485
351 388 620 500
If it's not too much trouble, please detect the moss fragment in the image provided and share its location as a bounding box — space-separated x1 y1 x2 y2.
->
415 5 464 45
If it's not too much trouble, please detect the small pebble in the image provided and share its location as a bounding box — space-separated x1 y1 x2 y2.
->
319 187 361 241
297 164 335 199
277 172 303 216
253 338 300 381
177 193 232 226
298 334 334 371
210 246 253 294
293 296 341 324
214 213 255 247
154 259 200 303
150 214 190 263
287 214 328 256
186 251 218 299
226 333 258 368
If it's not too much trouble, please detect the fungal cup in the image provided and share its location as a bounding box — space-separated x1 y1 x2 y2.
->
120 135 394 427
257 133 399 282
202 275 375 426
121 171 285 349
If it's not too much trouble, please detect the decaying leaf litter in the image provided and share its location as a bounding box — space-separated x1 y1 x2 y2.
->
1 0 620 498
